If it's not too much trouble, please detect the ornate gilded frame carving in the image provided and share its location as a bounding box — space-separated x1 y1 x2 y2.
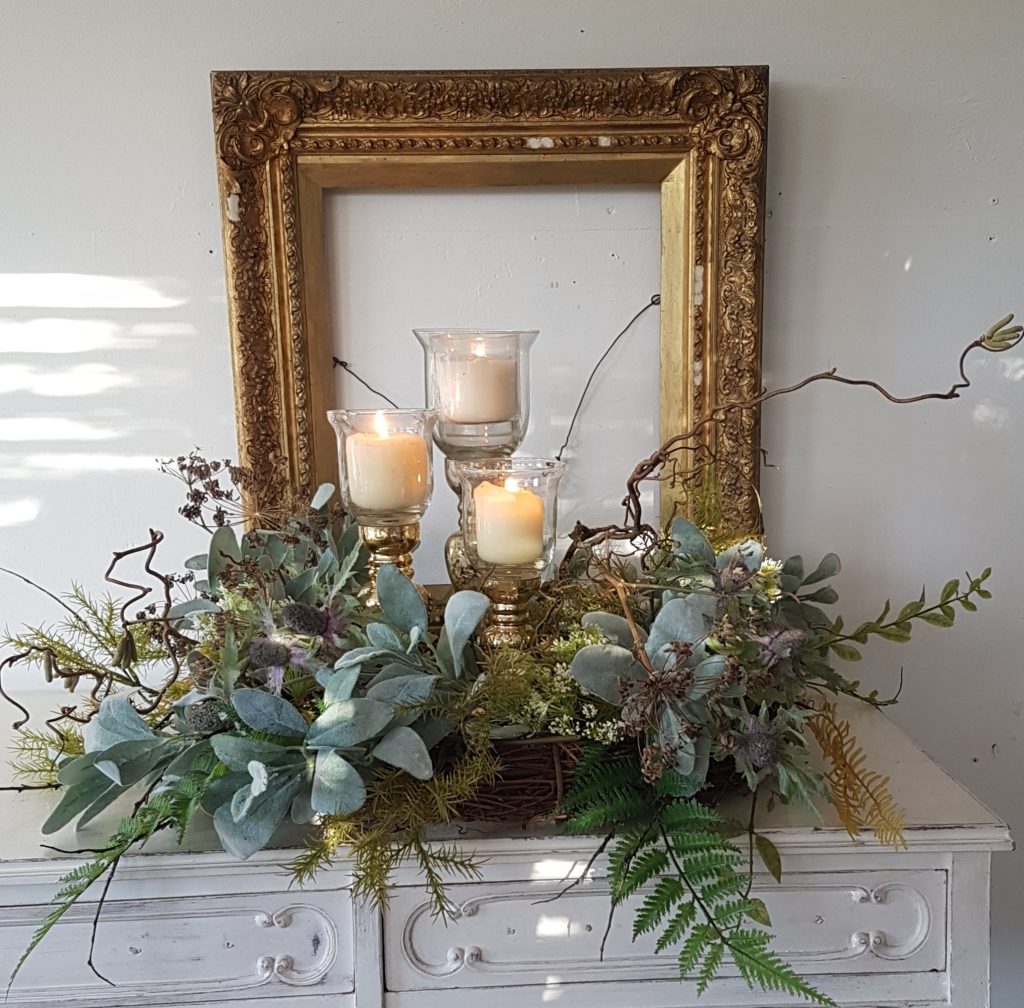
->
210 67 767 533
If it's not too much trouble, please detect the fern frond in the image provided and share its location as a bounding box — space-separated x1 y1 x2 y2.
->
808 700 907 849
696 940 725 994
729 928 836 1005
655 900 698 952
633 876 685 939
676 922 714 974
616 847 668 901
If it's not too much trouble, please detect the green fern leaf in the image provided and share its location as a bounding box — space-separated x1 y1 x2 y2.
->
729 929 836 1006
655 899 698 952
696 940 726 994
633 876 685 939
676 922 714 974
615 846 668 901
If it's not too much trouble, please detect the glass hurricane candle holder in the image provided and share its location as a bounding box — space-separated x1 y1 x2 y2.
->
414 329 537 459
456 457 565 647
327 408 438 604
414 328 538 587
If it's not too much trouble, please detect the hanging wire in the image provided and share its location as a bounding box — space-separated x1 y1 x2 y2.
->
332 291 662 444
555 293 661 462
332 357 401 409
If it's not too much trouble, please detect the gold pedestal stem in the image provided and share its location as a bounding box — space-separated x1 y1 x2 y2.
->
480 576 539 649
359 522 424 607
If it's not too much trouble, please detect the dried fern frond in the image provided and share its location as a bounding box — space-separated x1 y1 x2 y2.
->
808 700 906 848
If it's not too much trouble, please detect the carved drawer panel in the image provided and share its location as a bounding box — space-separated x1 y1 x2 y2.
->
385 869 946 991
1 888 354 1006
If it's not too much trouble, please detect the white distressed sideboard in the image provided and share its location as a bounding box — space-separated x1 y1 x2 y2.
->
0 700 1010 1007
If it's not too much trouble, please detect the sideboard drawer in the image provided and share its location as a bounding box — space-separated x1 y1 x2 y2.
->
1 881 355 1006
384 868 946 993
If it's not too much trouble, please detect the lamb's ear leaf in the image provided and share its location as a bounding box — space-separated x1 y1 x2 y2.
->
372 726 433 780
377 564 428 636
310 483 335 511
443 591 490 678
230 688 308 739
214 773 301 860
311 750 366 815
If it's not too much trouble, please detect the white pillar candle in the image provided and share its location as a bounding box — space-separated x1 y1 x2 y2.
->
473 478 544 564
344 412 430 512
440 345 517 424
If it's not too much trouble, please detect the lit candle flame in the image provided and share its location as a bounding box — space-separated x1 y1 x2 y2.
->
471 342 487 358
373 410 390 438
503 477 521 493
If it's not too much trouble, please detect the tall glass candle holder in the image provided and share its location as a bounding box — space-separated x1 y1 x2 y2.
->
414 329 537 587
456 457 565 647
327 408 437 604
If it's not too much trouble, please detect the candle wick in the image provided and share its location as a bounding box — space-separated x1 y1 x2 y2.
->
332 357 401 409
555 294 661 463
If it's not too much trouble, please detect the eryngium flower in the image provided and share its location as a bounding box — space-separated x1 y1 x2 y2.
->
281 602 327 636
183 699 228 737
248 637 290 668
738 715 780 769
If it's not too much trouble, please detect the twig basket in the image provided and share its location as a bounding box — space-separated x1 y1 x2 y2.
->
458 737 582 824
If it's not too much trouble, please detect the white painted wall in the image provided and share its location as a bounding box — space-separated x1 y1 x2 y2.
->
1 1 1021 1002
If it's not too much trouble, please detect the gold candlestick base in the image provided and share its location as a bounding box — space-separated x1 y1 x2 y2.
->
445 532 477 591
359 522 427 608
479 576 540 649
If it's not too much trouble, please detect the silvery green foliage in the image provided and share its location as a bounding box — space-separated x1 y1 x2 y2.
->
47 549 492 863
568 517 846 799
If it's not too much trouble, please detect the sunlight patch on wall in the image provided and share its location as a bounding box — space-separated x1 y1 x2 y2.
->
0 498 40 528
0 363 128 397
0 418 116 441
0 318 122 354
21 453 159 472
0 273 186 310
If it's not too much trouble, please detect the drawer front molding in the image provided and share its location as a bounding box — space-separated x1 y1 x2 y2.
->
389 872 944 991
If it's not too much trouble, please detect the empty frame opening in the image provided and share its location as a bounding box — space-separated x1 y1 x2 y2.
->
323 185 661 584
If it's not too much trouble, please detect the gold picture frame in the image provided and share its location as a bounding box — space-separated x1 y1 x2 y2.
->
210 66 768 534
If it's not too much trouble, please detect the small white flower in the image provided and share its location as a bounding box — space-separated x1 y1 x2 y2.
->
247 759 268 797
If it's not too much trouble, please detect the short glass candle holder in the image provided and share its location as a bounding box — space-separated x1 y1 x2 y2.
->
327 408 437 602
414 329 537 461
456 457 565 647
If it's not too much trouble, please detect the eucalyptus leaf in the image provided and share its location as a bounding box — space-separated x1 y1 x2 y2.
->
230 688 308 739
184 553 207 571
669 517 715 566
377 564 428 636
372 726 433 780
581 611 646 649
306 698 394 748
167 598 221 619
716 538 764 573
442 590 490 678
802 552 841 586
569 644 643 705
207 525 241 593
311 750 366 815
214 773 301 860
646 597 707 670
